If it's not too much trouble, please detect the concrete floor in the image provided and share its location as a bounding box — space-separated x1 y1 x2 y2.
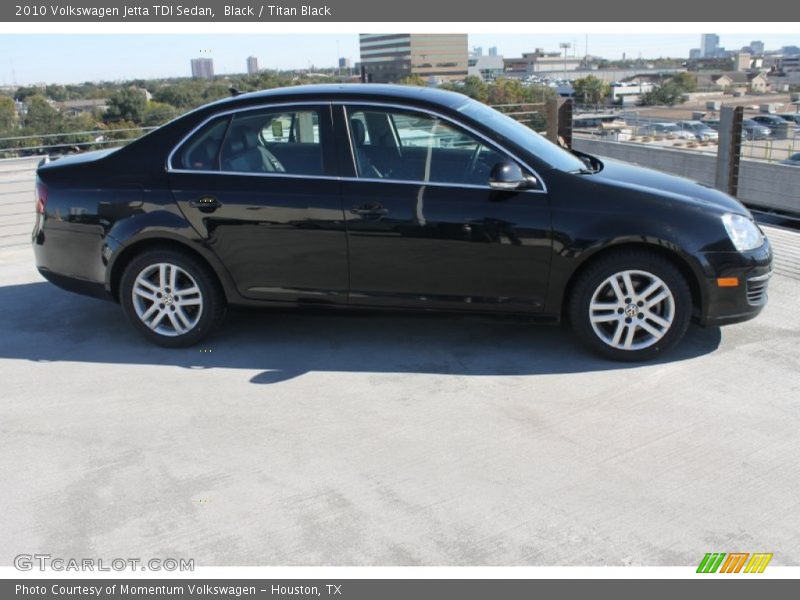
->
1 158 799 566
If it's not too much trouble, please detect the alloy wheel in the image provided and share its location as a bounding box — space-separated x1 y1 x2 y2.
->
131 262 204 337
588 269 675 351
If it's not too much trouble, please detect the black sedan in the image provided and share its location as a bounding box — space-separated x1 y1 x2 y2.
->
32 84 772 361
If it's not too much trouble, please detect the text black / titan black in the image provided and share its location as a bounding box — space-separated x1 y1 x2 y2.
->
32 84 772 360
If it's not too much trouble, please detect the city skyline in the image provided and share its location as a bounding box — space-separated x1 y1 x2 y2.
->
1 33 799 86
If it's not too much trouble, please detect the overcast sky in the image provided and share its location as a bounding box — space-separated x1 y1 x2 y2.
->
1 33 798 86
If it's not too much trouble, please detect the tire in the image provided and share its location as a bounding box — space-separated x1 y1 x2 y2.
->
568 249 692 361
119 248 226 348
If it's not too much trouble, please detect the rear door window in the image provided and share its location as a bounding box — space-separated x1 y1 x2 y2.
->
172 116 230 171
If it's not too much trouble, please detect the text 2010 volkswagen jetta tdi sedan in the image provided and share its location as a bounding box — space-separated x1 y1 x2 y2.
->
32 84 772 360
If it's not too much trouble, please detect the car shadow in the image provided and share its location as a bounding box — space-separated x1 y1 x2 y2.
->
0 282 722 384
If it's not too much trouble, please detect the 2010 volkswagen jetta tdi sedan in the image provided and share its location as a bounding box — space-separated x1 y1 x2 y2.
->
32 84 772 360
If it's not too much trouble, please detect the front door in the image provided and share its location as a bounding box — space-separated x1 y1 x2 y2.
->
338 105 552 313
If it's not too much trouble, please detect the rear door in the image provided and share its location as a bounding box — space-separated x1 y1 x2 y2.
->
168 103 348 305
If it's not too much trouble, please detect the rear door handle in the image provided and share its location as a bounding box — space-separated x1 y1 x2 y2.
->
190 196 221 213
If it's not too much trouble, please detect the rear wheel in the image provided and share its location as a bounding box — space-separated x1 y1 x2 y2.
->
568 250 692 361
120 249 225 347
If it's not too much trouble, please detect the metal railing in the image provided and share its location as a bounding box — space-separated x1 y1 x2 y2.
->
0 127 158 157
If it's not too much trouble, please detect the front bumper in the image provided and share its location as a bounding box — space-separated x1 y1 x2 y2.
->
698 239 773 327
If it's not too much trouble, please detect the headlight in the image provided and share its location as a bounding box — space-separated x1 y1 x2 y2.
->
721 213 764 252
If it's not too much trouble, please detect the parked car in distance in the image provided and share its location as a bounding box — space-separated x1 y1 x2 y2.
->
780 152 800 167
32 84 772 361
676 120 719 142
777 113 800 126
637 122 697 140
742 119 772 140
750 114 790 131
701 118 720 131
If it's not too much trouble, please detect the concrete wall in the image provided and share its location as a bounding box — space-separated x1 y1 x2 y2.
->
573 137 800 214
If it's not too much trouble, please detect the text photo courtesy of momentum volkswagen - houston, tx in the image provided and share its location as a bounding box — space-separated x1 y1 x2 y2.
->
0 6 799 597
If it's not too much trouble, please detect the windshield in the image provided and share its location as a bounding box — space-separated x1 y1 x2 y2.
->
457 99 586 173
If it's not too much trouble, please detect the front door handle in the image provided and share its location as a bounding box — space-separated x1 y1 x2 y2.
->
190 196 221 213
351 202 389 219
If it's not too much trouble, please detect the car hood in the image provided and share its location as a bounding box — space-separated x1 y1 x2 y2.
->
589 156 749 216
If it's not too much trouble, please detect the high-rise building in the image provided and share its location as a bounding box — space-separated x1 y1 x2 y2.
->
700 34 720 58
247 56 259 75
338 57 351 69
359 34 468 83
191 58 214 79
488 46 498 57
749 40 765 55
472 46 483 57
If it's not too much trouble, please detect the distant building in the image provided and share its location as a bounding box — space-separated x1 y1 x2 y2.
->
488 46 498 57
689 48 701 60
472 46 483 57
191 58 214 79
504 48 583 77
338 57 351 69
687 57 737 72
710 71 769 93
748 40 765 55
775 55 800 73
468 54 504 81
247 56 259 75
701 33 720 58
359 33 468 83
733 52 752 72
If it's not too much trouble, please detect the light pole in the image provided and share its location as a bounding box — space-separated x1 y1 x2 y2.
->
560 42 571 81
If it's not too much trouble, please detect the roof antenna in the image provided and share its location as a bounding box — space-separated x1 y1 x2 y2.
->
229 87 242 97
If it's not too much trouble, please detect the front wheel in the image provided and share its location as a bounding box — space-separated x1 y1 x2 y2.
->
119 249 226 347
568 250 692 361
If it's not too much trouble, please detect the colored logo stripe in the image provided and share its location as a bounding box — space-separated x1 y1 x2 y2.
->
719 553 749 573
744 553 773 573
697 553 726 573
697 552 773 573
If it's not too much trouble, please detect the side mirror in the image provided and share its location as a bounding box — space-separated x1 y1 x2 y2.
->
489 160 536 191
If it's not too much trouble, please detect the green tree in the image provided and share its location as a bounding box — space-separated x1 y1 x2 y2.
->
572 76 610 109
152 84 200 109
142 101 180 127
104 87 148 124
460 76 489 103
640 83 686 107
669 72 697 93
398 75 427 86
639 73 695 107
0 96 18 132
24 95 62 133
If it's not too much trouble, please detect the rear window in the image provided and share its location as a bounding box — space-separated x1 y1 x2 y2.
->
172 116 230 171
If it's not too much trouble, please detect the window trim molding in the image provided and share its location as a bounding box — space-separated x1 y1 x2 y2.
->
338 101 547 194
165 99 549 195
166 101 329 175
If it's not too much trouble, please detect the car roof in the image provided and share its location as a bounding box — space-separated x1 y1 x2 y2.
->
204 83 471 111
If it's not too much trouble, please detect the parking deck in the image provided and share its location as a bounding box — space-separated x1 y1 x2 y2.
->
1 156 798 566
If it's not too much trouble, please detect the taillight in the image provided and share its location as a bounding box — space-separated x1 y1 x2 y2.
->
35 178 47 215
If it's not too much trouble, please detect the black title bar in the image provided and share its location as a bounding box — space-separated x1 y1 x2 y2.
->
2 0 790 22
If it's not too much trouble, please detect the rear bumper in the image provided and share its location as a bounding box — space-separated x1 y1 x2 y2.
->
36 267 111 300
698 239 773 327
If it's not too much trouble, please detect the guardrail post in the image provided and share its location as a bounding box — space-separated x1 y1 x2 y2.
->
715 105 743 196
546 97 573 148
